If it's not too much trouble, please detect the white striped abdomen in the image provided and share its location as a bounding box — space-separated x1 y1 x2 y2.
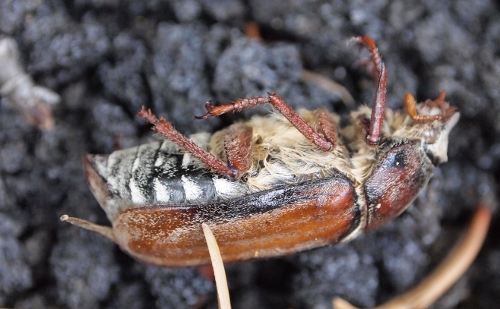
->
84 139 250 221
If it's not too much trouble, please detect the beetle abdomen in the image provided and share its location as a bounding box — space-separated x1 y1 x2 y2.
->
84 139 250 221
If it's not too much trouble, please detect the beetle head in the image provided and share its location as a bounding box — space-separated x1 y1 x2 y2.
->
364 99 459 231
415 104 460 166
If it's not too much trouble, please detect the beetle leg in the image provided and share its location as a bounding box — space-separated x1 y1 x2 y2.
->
316 109 338 147
404 93 443 123
427 90 459 120
352 36 387 146
428 90 447 108
405 91 458 124
224 123 253 176
138 107 236 178
196 93 333 151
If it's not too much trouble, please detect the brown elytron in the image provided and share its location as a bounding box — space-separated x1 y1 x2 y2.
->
113 177 357 266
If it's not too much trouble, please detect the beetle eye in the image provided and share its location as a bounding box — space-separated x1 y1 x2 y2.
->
381 148 407 170
389 151 406 169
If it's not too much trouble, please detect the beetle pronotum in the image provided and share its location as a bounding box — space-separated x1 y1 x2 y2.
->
62 36 459 268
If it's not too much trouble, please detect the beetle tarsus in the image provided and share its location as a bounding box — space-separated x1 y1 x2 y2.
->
195 101 216 119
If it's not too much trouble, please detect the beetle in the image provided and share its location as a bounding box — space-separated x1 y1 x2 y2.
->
62 36 459 267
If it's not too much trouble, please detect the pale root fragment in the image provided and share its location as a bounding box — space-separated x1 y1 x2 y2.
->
301 70 355 107
202 223 232 309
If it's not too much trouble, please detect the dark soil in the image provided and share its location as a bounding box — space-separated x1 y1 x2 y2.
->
0 0 499 308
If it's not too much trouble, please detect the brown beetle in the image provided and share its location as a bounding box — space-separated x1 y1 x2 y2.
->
62 36 459 267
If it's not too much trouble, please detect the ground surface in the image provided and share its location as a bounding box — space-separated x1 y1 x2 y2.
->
0 0 499 308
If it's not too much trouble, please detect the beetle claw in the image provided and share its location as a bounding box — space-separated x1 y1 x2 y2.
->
195 101 215 119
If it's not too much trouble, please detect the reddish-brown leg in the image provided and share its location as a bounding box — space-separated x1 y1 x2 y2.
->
353 36 387 146
315 109 338 147
428 90 458 121
196 93 333 151
138 107 236 178
223 123 253 176
428 90 446 108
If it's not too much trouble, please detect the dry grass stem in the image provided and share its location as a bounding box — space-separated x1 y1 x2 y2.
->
202 223 232 309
